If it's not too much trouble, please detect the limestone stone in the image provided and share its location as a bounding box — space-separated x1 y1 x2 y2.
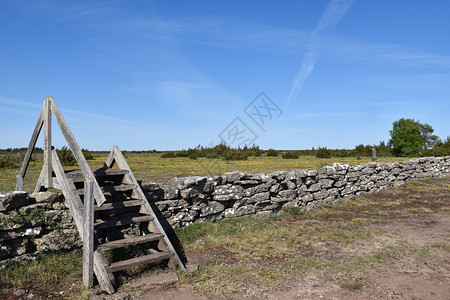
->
30 191 63 204
163 186 179 199
270 183 281 193
199 201 225 217
180 187 200 199
35 229 81 252
0 191 30 212
244 184 269 197
223 171 247 183
244 192 270 204
0 243 12 259
235 180 260 186
278 190 297 200
308 183 321 192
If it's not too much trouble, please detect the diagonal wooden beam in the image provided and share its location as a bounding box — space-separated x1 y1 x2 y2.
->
110 145 186 271
49 98 107 206
52 149 114 293
16 100 45 191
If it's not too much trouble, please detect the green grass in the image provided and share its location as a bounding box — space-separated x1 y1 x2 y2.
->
0 250 83 291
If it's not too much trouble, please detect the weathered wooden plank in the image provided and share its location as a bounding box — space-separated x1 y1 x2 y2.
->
33 164 45 193
94 215 152 231
94 199 144 212
54 149 114 293
43 97 52 188
106 252 174 273
65 168 128 179
110 146 186 271
83 180 94 288
104 148 115 169
15 101 44 190
50 100 107 206
51 149 84 235
15 175 24 191
52 177 61 190
94 250 115 294
75 184 136 195
97 234 164 251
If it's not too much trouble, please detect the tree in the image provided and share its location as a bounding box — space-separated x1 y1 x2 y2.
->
388 118 423 157
419 123 440 150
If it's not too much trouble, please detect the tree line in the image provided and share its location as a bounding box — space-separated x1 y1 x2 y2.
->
160 118 449 160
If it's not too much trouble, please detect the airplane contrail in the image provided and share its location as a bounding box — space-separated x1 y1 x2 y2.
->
285 0 354 106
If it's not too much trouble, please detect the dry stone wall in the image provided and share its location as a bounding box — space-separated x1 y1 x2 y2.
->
1 156 449 266
143 156 450 228
0 191 81 267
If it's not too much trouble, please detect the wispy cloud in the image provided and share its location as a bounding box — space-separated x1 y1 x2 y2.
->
0 96 43 109
361 73 450 90
329 39 450 67
0 95 140 127
286 0 354 106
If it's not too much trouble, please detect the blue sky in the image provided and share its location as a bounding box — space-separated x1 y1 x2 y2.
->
1 0 449 151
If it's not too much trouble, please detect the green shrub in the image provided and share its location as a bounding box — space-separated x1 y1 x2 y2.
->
161 151 177 158
57 146 77 166
424 136 450 157
266 149 279 157
0 154 22 169
281 151 300 159
222 149 248 160
316 147 331 158
81 148 94 160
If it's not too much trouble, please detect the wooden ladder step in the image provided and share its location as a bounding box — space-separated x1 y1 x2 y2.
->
106 252 174 273
94 215 153 230
65 168 128 179
98 234 164 251
76 184 136 195
94 199 144 211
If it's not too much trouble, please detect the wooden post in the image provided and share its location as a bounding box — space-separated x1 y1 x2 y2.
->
43 97 53 188
83 180 94 288
15 175 24 191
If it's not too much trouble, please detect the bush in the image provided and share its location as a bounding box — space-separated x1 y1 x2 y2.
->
243 144 263 157
316 147 331 158
0 154 22 169
161 151 177 158
82 148 94 160
222 149 248 160
424 136 450 157
282 151 300 159
266 149 279 157
57 146 77 166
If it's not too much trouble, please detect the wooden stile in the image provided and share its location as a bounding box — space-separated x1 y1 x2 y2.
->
16 96 186 294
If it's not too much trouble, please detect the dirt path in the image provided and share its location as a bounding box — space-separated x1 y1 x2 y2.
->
122 178 450 299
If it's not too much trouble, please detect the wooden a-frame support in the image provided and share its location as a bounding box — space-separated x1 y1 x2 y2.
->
16 96 107 206
16 96 186 293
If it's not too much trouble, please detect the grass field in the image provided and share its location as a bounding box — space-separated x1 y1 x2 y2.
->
0 177 448 299
0 152 410 192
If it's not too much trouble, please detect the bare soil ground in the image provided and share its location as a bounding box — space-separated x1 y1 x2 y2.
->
133 177 449 300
